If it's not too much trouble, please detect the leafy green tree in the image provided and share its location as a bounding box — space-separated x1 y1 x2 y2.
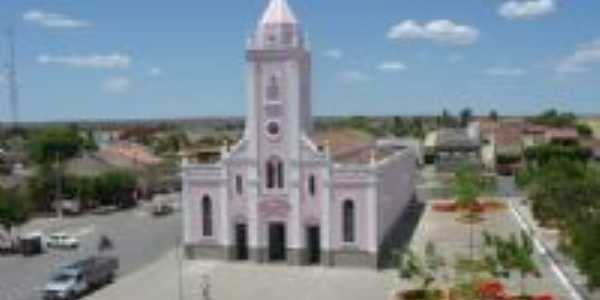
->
439 109 458 128
525 144 591 166
576 123 594 138
26 165 60 211
95 170 137 208
570 216 600 289
0 188 30 236
454 167 483 210
489 110 499 122
482 231 539 297
27 127 85 165
454 166 485 261
532 109 576 128
396 241 445 299
460 108 473 128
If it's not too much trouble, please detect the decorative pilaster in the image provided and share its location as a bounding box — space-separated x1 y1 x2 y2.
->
320 165 334 266
366 173 379 254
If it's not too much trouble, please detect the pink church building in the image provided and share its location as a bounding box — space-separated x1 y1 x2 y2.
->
182 0 417 268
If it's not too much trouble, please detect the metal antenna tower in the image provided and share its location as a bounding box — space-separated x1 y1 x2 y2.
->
5 26 19 128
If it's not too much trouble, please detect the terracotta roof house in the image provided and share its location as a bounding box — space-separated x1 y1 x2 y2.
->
495 126 523 156
544 128 579 145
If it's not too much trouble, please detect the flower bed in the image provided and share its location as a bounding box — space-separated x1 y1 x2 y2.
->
478 281 506 299
473 281 555 300
394 289 444 300
431 200 507 213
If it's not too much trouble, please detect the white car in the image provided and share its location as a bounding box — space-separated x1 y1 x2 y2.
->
46 233 79 249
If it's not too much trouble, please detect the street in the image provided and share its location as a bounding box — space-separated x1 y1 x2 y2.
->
0 202 181 300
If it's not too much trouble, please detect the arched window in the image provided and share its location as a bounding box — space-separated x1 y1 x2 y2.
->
342 200 355 243
266 157 284 190
308 174 316 196
266 160 276 189
267 76 279 101
277 161 285 188
235 175 243 195
202 195 213 237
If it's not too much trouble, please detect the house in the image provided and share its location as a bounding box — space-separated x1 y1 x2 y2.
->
181 0 417 268
429 128 481 172
494 125 524 175
545 128 579 146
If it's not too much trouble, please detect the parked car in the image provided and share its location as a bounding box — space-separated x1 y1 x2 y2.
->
42 256 119 300
0 236 18 255
46 233 79 249
151 195 174 217
90 206 117 215
19 232 45 256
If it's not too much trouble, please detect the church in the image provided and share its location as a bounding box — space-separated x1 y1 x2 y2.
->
182 0 417 268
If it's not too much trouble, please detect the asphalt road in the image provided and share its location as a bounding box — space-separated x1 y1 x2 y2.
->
0 204 181 300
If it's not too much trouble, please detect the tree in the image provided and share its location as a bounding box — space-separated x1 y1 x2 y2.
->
396 241 445 300
460 108 473 128
482 230 540 297
489 110 499 122
454 167 482 210
576 123 594 138
532 109 576 128
454 166 484 261
440 109 458 128
95 170 137 208
27 127 85 165
570 215 600 289
0 188 30 236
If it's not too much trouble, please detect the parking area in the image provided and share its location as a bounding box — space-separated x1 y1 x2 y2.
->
0 201 181 300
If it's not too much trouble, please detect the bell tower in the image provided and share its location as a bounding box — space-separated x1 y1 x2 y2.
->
245 0 312 191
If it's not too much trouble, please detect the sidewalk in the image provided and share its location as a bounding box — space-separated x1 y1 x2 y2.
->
507 196 597 299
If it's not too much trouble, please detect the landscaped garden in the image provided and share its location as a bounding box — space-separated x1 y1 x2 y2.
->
391 166 564 300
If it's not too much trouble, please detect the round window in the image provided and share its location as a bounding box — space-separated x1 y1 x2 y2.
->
267 121 280 136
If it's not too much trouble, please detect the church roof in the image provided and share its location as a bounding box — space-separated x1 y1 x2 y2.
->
311 128 395 164
260 0 298 25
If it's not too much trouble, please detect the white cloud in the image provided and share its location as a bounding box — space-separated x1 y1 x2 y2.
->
387 19 480 46
149 67 163 77
23 10 91 29
378 61 407 72
102 77 131 93
484 67 526 76
37 53 131 69
557 40 600 74
324 49 343 60
499 0 556 20
338 71 369 82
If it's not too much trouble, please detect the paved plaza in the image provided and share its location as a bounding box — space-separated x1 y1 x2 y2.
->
83 198 576 300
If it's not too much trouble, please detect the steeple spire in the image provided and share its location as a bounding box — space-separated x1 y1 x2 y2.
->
260 0 298 25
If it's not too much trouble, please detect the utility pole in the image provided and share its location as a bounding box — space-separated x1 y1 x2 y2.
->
5 26 19 128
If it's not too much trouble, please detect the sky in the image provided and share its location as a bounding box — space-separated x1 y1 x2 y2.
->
0 0 599 122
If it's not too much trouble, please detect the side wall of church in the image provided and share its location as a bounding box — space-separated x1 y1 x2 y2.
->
375 150 417 246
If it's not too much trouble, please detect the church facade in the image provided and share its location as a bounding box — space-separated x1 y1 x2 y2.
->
182 0 417 268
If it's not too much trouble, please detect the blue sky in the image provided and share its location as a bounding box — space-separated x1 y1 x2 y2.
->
0 0 599 121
